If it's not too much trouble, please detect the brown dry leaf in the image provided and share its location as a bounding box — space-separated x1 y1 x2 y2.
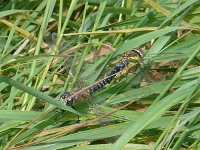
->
85 44 115 61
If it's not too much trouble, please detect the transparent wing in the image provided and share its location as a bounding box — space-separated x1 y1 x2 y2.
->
75 75 101 117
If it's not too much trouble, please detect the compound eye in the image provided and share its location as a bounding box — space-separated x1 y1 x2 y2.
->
60 92 71 101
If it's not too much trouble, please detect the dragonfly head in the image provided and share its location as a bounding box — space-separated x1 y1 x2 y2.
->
60 92 74 106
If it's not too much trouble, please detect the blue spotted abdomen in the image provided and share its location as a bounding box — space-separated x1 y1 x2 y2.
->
89 60 128 93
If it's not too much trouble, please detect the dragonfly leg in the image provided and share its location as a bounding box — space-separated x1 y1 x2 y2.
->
71 105 80 123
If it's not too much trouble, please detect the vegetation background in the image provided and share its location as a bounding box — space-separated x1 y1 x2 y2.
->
0 0 200 149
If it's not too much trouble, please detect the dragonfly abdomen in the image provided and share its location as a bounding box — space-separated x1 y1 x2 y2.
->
89 60 129 93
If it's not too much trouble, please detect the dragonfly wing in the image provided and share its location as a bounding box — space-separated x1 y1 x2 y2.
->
86 94 101 117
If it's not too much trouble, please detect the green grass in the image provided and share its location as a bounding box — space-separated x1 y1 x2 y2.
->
0 0 200 150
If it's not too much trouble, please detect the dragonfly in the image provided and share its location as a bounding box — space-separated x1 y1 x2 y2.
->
45 32 197 116
59 48 145 107
44 32 146 111
59 42 199 108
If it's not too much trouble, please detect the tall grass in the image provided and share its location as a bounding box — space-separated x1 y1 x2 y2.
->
0 0 200 150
